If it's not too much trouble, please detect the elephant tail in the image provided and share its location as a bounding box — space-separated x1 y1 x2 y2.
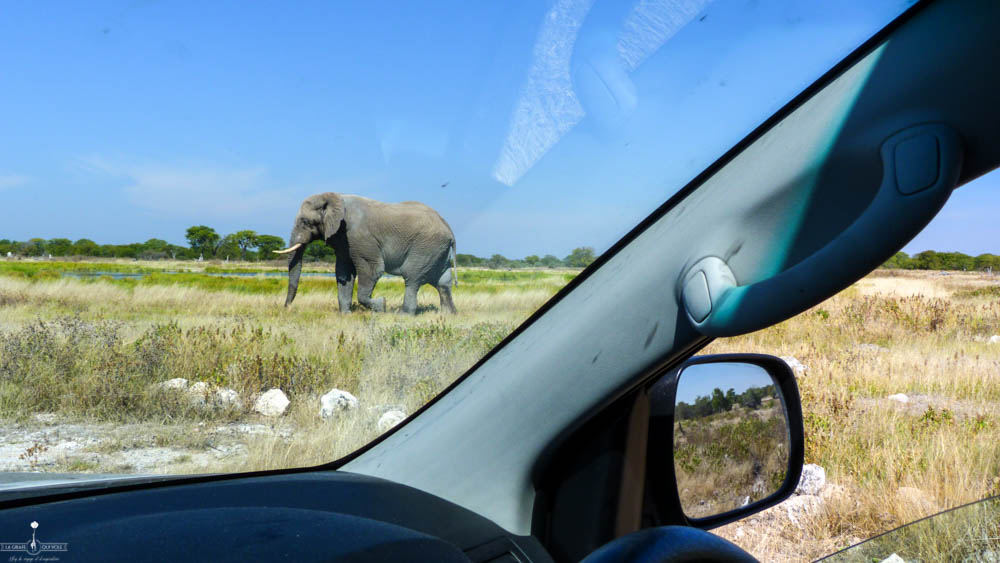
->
450 239 458 287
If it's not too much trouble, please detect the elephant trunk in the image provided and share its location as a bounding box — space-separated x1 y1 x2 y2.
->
285 245 305 307
283 222 313 307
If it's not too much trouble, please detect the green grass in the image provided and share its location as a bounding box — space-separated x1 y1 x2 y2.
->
0 260 577 296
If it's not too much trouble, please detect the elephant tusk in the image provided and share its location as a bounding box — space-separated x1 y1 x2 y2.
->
273 243 304 254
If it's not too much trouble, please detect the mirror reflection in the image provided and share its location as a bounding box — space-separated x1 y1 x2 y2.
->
672 362 789 519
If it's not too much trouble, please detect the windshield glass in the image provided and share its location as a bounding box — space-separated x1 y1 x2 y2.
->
820 496 1000 562
0 1 913 477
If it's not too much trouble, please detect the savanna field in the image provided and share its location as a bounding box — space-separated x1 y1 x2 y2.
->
0 260 998 561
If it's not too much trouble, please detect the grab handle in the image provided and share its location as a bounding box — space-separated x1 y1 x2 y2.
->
681 123 962 337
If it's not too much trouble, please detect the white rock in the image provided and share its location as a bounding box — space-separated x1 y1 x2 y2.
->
377 409 407 432
319 389 359 419
780 356 808 375
989 335 1000 344
880 554 906 563
820 483 847 501
32 413 57 424
215 388 241 409
783 495 823 528
157 378 189 391
888 393 909 404
795 464 826 496
186 381 210 405
254 389 290 417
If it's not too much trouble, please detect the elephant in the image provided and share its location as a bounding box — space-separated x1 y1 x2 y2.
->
275 192 457 314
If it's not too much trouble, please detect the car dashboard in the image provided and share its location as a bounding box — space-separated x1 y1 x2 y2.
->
0 472 553 562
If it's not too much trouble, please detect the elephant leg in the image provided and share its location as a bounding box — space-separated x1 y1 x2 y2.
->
401 282 420 315
436 269 457 314
335 256 356 313
355 263 385 312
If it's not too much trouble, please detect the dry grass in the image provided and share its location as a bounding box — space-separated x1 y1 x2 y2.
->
2 262 998 560
0 262 568 473
675 404 788 518
708 270 1000 561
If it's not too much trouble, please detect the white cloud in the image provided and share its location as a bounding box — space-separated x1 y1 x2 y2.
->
79 157 297 220
0 174 30 191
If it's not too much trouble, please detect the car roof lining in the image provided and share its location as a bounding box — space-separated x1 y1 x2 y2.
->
344 0 1000 535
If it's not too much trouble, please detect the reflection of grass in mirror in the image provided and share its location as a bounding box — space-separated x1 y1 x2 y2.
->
674 401 789 518
821 496 1000 562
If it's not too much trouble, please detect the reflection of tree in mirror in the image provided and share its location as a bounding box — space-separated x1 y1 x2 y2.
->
674 390 788 519
675 384 779 421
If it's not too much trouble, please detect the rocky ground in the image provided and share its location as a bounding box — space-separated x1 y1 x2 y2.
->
0 414 294 475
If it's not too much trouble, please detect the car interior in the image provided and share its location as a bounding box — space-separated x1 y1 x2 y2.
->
1 0 998 561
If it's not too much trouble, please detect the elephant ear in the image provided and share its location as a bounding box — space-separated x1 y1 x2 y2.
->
320 193 346 240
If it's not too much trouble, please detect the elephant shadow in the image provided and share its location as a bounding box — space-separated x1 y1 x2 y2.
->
348 303 449 315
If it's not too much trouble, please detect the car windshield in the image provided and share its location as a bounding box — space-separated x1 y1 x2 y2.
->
820 496 1000 562
0 2 913 480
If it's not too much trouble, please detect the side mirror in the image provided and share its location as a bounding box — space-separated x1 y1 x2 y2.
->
644 354 804 529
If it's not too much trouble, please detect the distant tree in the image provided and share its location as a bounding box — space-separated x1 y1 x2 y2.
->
185 226 220 258
710 388 730 413
740 390 763 410
143 238 168 251
164 244 188 260
135 239 167 260
20 239 45 257
487 254 510 269
216 234 241 261
524 255 540 267
563 246 596 268
725 388 737 408
882 251 912 269
694 395 712 418
540 254 562 268
231 230 258 261
256 235 285 258
911 250 945 270
974 253 1000 273
71 238 99 256
456 253 484 267
103 243 143 259
46 238 73 256
304 240 335 262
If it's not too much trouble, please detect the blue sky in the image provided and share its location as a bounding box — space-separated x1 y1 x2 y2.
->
3 1 972 259
675 361 773 405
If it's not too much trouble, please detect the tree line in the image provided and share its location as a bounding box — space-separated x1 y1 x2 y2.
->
882 250 1000 272
0 226 600 267
2 230 997 272
675 384 779 421
0 226 287 262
